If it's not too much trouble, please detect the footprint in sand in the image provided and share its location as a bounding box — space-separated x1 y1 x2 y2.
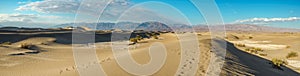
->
62 57 112 75
100 57 112 63
59 66 76 74
66 68 71 71
177 51 181 55
72 66 76 69
59 70 63 74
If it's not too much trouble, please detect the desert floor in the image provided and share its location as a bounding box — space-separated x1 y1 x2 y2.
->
0 31 299 76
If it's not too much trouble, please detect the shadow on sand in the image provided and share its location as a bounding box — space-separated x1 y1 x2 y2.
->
215 39 300 76
0 31 155 44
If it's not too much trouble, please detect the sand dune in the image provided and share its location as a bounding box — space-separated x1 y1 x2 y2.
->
287 60 300 68
222 40 299 76
230 40 288 50
0 31 299 76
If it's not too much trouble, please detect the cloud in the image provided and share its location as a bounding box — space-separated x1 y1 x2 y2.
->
235 17 300 23
0 14 35 22
15 0 183 24
15 0 137 22
0 14 61 22
0 14 67 27
17 1 28 4
116 6 187 24
16 0 131 14
16 0 80 13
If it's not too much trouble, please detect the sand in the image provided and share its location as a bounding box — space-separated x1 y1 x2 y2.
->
230 40 288 50
0 31 299 76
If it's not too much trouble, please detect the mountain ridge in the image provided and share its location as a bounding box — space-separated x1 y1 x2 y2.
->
1 22 300 32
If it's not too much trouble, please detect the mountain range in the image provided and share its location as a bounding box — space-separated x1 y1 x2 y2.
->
0 22 300 32
55 22 300 32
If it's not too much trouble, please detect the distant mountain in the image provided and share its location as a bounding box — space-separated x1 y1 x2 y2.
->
193 24 300 32
135 22 172 31
54 23 107 29
55 22 300 32
110 22 140 30
226 24 300 32
55 22 140 30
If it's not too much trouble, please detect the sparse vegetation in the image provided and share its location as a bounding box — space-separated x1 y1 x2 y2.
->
286 52 298 58
146 33 151 39
129 38 138 45
272 58 283 67
153 35 159 39
20 43 34 49
151 33 159 39
245 48 250 51
136 35 143 41
286 45 291 48
253 48 263 52
0 42 12 46
41 42 48 45
128 32 161 45
236 44 246 47
271 58 288 70
244 47 263 54
249 36 253 39
259 53 267 56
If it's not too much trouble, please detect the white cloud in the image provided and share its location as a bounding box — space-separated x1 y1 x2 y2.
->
235 17 300 23
0 14 69 27
15 0 138 22
15 0 131 14
0 14 61 22
17 1 28 4
0 14 35 22
116 6 187 24
15 0 182 24
16 0 80 13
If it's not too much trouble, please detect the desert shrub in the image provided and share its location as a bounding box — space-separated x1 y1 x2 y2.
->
271 58 284 69
254 48 263 52
249 36 253 39
286 45 291 48
151 33 159 39
236 44 246 47
245 47 263 54
129 38 138 44
286 52 298 58
146 33 151 38
153 35 159 39
250 49 258 54
271 58 288 70
259 53 267 56
245 48 250 51
151 33 158 36
40 42 49 45
20 43 34 49
136 35 143 41
1 42 12 45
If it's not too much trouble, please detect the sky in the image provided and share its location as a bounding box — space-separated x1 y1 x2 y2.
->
0 0 300 28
